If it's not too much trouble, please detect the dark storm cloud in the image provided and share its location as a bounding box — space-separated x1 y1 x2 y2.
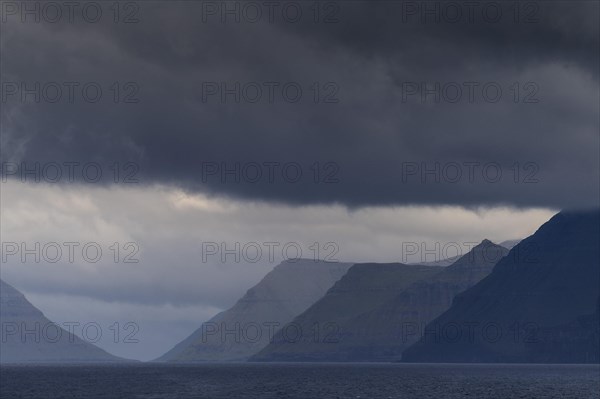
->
1 0 598 208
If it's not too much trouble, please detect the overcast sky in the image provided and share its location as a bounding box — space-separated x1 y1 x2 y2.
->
0 1 597 360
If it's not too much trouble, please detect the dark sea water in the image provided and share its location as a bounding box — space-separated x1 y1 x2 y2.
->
0 363 598 399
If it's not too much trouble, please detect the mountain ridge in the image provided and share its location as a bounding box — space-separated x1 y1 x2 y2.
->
156 259 354 362
402 210 600 363
0 279 128 363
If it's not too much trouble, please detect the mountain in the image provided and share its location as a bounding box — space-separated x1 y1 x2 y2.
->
252 240 506 362
156 259 354 362
411 239 518 267
0 279 126 363
403 210 600 363
499 239 521 250
410 255 461 267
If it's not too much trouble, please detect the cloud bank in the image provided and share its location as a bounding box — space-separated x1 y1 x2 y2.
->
1 1 597 209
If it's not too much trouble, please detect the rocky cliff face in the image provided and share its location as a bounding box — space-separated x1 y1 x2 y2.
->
156 259 353 361
252 241 506 361
0 279 125 363
251 262 445 361
403 210 600 363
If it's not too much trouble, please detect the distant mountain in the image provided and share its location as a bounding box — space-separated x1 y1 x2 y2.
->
403 210 600 363
252 240 506 362
156 259 353 362
251 263 443 362
410 255 461 267
499 239 521 250
0 279 126 363
410 239 518 267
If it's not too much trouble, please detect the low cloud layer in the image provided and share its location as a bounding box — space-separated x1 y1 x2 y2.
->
1 181 555 359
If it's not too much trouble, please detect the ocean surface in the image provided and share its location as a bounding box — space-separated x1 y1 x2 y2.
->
0 363 598 398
